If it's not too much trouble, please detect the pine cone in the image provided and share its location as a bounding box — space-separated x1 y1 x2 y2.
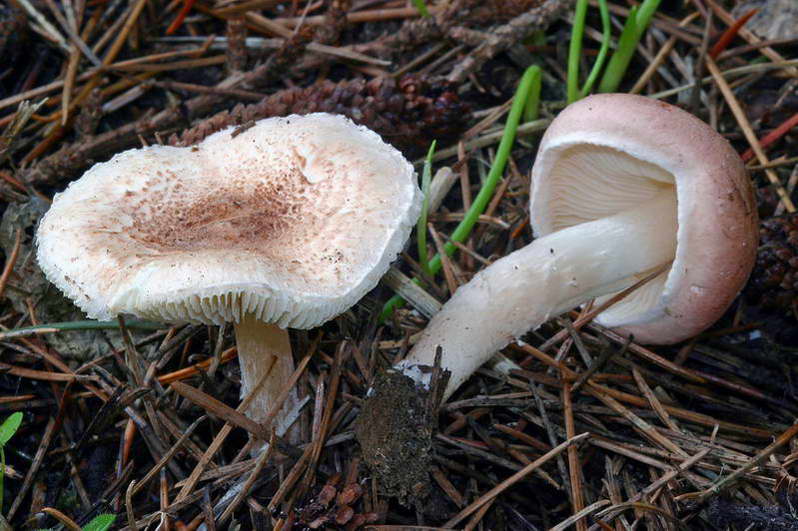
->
746 213 798 314
470 0 547 23
756 185 781 219
170 76 470 154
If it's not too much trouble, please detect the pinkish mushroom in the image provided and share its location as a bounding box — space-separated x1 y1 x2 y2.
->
37 113 420 436
395 94 758 400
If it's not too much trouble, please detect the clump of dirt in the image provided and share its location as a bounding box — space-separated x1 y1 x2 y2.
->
355 369 439 505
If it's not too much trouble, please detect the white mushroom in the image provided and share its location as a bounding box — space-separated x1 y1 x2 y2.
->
395 94 758 401
37 113 421 434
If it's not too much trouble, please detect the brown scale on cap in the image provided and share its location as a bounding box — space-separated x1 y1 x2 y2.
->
75 139 359 293
121 163 316 255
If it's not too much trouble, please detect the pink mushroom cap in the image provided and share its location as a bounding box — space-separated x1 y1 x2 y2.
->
529 94 758 344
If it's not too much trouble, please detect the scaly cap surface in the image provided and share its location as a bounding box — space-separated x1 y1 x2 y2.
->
37 113 421 328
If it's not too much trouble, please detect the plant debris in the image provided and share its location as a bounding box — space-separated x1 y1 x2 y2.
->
1 0 797 528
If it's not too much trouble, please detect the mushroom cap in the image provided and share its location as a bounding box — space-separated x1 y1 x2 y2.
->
37 113 421 329
529 94 758 344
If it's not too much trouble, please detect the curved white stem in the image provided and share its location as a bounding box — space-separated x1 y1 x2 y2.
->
398 189 678 400
234 315 299 440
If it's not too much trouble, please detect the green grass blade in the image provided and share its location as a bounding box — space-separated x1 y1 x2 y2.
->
598 0 661 93
579 0 611 98
411 0 430 17
380 65 541 321
634 0 662 40
0 413 22 446
523 66 543 122
597 5 638 93
567 0 589 103
0 412 22 511
81 514 117 531
417 141 437 276
0 448 4 513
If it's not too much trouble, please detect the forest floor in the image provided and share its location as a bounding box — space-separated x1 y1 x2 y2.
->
1 0 798 529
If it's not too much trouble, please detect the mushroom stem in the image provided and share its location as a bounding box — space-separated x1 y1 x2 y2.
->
398 188 678 400
234 314 298 438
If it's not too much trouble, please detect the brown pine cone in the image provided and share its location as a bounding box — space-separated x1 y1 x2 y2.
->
470 0 547 23
170 75 470 154
745 213 798 314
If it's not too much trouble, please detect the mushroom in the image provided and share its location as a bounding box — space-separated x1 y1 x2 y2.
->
37 113 421 433
394 94 758 400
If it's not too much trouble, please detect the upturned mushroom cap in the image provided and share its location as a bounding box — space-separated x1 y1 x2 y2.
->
37 113 421 328
529 94 758 344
